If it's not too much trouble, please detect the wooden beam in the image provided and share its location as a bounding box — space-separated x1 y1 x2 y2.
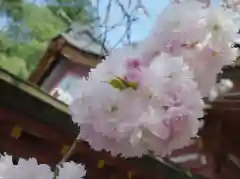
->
171 145 199 157
28 36 66 85
0 124 62 165
0 108 74 144
60 44 100 67
0 69 69 114
0 76 79 137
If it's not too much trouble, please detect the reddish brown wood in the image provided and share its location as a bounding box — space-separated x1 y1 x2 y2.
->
171 145 199 157
28 37 66 85
0 108 74 144
0 125 62 164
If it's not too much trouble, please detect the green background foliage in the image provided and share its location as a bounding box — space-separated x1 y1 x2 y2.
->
0 0 95 79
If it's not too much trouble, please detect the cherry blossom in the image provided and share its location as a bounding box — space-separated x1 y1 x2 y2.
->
70 53 204 157
0 0 238 177
4 158 53 179
70 0 238 157
143 1 238 96
0 154 86 179
57 162 86 179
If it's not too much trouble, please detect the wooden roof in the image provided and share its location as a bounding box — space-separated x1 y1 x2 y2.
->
62 24 108 56
0 68 205 179
28 32 104 86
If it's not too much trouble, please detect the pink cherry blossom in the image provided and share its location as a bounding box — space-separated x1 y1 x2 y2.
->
69 0 237 158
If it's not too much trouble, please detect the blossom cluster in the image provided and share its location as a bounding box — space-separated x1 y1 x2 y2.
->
0 1 238 179
0 154 86 179
70 1 238 158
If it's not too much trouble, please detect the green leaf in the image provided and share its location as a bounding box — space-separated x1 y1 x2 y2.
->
107 77 139 90
126 81 138 90
0 54 29 79
107 78 127 90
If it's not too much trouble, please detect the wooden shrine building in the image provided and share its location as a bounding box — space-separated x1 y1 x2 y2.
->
29 25 106 96
1 25 240 179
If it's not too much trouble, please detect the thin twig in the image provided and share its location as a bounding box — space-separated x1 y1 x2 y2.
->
115 0 133 44
57 139 79 165
101 0 113 56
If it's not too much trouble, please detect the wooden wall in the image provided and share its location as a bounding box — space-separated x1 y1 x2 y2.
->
28 36 101 87
41 56 91 93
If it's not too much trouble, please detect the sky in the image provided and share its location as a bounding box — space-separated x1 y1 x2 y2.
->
93 0 218 46
92 0 170 46
0 0 170 46
0 0 219 47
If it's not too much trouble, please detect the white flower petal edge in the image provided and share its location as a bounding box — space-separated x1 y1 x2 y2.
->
0 154 86 179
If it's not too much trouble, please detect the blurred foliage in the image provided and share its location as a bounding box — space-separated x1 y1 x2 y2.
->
0 0 95 79
0 54 28 78
47 0 96 25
